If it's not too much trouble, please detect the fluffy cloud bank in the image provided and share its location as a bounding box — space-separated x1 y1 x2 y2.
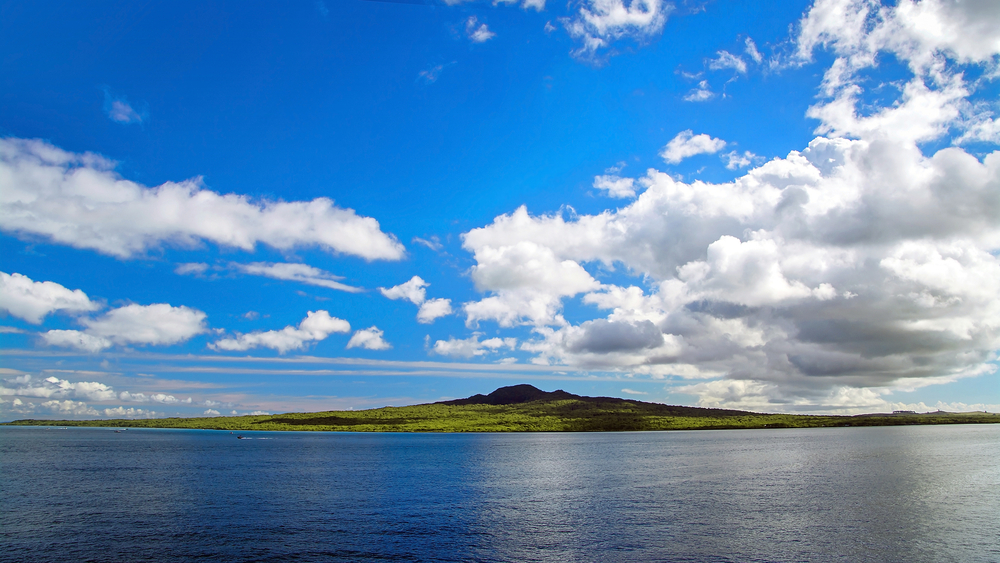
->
0 374 190 419
0 138 404 260
0 271 99 324
458 0 1000 410
210 310 350 353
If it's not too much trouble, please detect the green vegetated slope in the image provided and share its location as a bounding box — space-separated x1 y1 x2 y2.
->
5 385 999 432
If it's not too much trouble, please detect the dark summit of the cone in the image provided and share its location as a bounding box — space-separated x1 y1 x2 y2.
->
440 384 577 406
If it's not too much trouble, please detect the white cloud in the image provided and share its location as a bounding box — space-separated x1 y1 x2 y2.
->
380 276 428 305
43 399 101 416
0 374 116 401
432 334 517 358
108 100 143 124
235 262 361 293
683 80 714 102
563 0 671 59
102 406 159 418
347 326 391 350
621 388 648 395
82 304 207 347
412 236 443 251
0 138 404 260
723 150 758 169
118 391 192 404
745 37 763 64
660 130 727 163
417 298 453 323
175 262 209 276
42 330 112 353
466 16 496 43
380 276 452 323
103 89 146 125
795 0 1000 145
494 0 546 10
461 239 601 327
593 174 637 198
210 310 349 354
0 272 99 324
204 409 221 416
458 120 1000 406
708 50 747 73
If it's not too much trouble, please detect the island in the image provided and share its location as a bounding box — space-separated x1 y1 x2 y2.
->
4 384 998 432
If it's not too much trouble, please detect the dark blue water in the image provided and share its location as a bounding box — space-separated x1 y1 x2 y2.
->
2 425 998 562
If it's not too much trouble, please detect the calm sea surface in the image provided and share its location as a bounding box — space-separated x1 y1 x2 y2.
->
1 425 998 563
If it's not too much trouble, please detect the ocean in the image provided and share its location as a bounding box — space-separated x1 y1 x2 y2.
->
2 425 998 562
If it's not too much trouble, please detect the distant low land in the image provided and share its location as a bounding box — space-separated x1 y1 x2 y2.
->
4 385 999 432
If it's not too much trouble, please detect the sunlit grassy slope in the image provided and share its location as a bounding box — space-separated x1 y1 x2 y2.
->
5 385 998 432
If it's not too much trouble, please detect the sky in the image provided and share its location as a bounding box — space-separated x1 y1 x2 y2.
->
1 0 999 420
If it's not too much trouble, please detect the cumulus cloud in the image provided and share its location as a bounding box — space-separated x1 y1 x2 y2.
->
461 238 601 327
0 374 116 402
235 262 361 293
83 304 207 346
0 272 100 324
594 174 637 198
0 138 404 260
117 391 192 404
466 16 496 43
660 130 727 163
563 0 671 59
210 310 349 354
380 276 453 323
795 0 1000 145
346 326 391 350
380 276 428 304
459 110 1000 409
432 334 517 358
40 303 206 352
0 374 180 419
723 150 759 170
417 298 453 323
102 406 159 418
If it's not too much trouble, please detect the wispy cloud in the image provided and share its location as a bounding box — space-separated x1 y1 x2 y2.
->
683 80 713 102
103 88 146 124
419 64 447 84
466 16 496 43
234 262 362 293
708 50 747 73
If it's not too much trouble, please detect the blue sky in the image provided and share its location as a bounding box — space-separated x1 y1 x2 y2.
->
2 0 999 419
